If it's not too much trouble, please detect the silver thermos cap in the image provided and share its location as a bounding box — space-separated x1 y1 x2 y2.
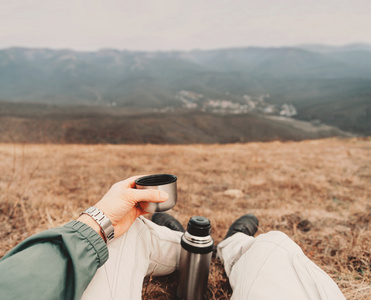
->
177 216 214 300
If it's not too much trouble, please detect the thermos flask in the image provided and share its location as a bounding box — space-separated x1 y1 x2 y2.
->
177 216 214 300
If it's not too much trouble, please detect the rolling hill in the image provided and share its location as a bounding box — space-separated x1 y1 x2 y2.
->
0 44 370 138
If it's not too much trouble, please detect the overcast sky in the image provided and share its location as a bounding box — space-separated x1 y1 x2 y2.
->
1 0 370 51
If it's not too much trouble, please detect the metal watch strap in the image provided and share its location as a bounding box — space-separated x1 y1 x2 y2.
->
81 207 115 243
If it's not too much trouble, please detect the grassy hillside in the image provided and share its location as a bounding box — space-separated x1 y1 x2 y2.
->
0 139 370 299
0 102 353 144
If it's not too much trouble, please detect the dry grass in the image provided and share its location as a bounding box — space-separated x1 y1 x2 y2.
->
0 138 370 299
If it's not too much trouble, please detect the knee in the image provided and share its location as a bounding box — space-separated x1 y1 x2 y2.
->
265 231 289 239
257 231 304 254
257 231 290 243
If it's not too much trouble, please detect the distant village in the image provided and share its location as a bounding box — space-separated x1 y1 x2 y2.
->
172 90 298 117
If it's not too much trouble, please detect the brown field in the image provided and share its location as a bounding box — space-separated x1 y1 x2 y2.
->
0 138 370 299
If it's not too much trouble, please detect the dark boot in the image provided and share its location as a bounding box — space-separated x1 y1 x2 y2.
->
224 214 259 240
152 212 185 232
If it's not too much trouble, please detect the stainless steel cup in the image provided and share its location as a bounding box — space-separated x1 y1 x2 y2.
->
135 174 177 213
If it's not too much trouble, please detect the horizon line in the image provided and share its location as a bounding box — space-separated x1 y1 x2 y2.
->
1 42 370 53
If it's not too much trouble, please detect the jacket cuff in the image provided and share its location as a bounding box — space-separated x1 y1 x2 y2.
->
64 220 109 268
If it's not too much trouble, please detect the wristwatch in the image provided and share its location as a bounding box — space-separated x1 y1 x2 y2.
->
81 207 115 243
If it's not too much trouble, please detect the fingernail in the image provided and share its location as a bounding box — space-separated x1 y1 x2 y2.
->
159 190 168 200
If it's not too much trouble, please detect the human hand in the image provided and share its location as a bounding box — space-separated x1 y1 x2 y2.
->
78 176 168 239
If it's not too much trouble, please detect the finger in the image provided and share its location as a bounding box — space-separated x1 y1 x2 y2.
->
127 188 169 203
136 205 147 216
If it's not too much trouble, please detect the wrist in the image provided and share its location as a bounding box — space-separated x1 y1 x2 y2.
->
77 214 106 241
79 206 115 243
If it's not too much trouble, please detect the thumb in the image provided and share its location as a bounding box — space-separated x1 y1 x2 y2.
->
129 188 169 203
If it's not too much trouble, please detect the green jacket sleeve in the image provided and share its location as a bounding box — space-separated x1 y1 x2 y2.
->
0 220 109 300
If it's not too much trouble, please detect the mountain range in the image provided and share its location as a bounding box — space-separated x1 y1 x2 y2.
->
0 44 370 140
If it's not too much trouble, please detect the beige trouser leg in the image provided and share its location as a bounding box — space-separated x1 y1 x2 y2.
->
82 216 182 300
217 231 345 300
